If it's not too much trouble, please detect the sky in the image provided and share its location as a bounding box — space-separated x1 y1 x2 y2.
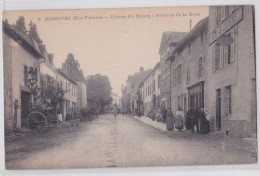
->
3 6 208 96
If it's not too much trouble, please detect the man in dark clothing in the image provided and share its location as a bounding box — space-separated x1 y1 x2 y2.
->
199 108 210 134
161 107 167 124
191 109 200 133
185 107 192 130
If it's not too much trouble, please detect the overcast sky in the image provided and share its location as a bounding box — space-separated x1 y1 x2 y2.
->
4 6 208 96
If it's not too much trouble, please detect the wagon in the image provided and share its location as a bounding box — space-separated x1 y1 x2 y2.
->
26 101 58 131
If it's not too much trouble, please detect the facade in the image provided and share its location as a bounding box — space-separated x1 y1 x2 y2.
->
3 21 42 130
208 6 256 137
159 32 188 109
61 62 87 110
57 69 77 120
121 68 151 115
139 62 161 115
167 17 209 118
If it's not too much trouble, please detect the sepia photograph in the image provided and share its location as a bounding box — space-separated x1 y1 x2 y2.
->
2 4 258 170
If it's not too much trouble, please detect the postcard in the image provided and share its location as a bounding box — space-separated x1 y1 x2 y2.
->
2 5 257 170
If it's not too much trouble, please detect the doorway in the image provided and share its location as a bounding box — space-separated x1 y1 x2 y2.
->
216 89 221 130
21 90 31 128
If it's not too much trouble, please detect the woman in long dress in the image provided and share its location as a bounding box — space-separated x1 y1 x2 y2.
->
166 109 175 131
175 107 184 131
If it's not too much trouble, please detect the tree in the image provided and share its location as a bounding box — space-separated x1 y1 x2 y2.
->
15 16 27 33
86 74 113 112
28 21 42 44
65 53 80 69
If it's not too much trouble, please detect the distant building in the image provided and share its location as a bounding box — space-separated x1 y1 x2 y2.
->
207 6 256 137
122 67 151 114
167 17 209 117
61 62 87 110
159 32 187 109
3 21 42 130
139 62 161 115
57 69 77 120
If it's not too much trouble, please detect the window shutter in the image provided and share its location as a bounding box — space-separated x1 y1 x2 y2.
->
230 29 236 63
212 45 215 71
220 46 224 68
224 46 228 65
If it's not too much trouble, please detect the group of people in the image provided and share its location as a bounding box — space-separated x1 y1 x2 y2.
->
160 106 210 134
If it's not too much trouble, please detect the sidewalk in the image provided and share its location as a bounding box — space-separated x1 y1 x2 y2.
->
132 115 257 158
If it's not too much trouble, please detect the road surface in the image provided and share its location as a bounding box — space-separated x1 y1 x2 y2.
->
6 114 256 169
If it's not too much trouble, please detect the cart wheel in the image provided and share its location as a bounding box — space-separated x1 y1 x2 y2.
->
46 114 58 128
27 112 47 131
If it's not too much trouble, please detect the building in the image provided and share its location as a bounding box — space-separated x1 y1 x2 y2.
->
167 17 209 118
121 67 151 114
57 69 77 120
139 62 161 115
159 32 188 109
207 5 256 137
3 21 42 131
61 61 87 110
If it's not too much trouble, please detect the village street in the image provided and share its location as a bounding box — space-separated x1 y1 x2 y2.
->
5 114 256 170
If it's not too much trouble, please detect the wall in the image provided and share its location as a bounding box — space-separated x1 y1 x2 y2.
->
10 37 40 129
3 33 13 131
208 6 255 137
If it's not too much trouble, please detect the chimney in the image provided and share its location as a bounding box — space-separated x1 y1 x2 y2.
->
189 20 192 32
140 67 144 72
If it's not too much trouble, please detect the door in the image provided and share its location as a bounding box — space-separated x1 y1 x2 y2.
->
216 89 221 130
21 90 31 128
184 94 187 116
251 79 257 135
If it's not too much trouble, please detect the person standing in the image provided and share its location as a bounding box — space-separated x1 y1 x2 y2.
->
191 109 200 133
114 105 117 119
175 107 184 131
166 109 175 131
185 107 192 130
161 107 167 124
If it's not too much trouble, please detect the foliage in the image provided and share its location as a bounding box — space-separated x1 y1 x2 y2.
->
38 74 68 115
15 16 27 33
28 21 42 44
65 53 80 70
86 74 113 112
27 66 40 99
80 107 98 121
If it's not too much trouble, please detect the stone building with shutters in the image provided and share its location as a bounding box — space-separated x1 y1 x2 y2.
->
61 59 87 110
139 62 161 116
3 21 42 131
56 69 77 120
166 17 209 117
207 5 256 137
159 32 187 109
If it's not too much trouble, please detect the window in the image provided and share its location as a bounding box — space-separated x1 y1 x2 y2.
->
186 66 190 83
216 6 221 25
221 6 225 21
188 43 191 56
200 32 204 45
198 57 203 78
215 43 220 70
60 81 63 89
177 65 181 84
226 85 232 114
24 65 28 86
158 75 160 89
34 68 38 83
178 96 180 108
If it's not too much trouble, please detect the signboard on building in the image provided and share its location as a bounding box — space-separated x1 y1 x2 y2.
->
209 6 243 45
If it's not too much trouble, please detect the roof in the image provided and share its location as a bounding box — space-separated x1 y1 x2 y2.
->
166 17 209 62
57 69 77 85
2 20 42 58
159 32 188 54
